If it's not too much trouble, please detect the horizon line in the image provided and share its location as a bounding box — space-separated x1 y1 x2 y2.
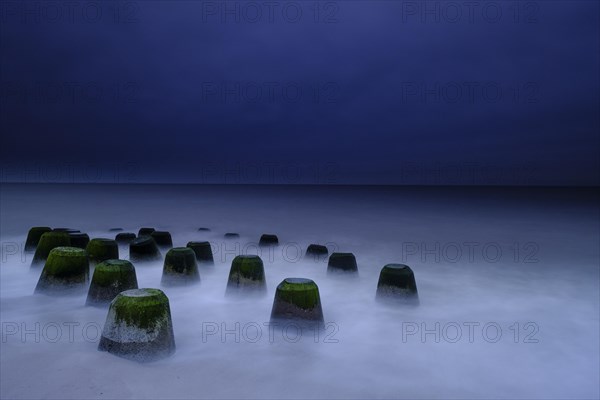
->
1 182 599 189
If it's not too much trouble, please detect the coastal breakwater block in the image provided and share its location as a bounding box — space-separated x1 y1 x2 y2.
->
138 227 155 237
34 247 89 294
129 237 161 262
69 232 90 249
226 255 266 296
270 278 324 327
161 248 200 286
186 241 214 265
25 227 52 252
151 231 173 249
98 288 176 362
31 232 71 267
376 264 419 305
305 244 328 261
86 238 119 265
115 232 137 245
259 234 279 247
327 253 358 274
86 259 139 306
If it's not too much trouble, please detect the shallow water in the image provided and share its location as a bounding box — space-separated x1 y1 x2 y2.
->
1 184 598 399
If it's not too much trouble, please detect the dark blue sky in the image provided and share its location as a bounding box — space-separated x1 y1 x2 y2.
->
1 1 598 185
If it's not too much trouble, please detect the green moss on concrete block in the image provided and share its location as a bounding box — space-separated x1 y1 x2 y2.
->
34 247 89 294
270 278 324 325
110 289 170 329
327 253 358 274
25 227 52 252
138 227 155 237
376 264 419 305
259 234 279 247
151 231 173 249
86 238 119 265
161 248 200 286
86 259 139 306
186 241 214 264
69 233 90 249
31 232 71 267
115 232 136 244
98 288 176 362
226 255 266 295
129 236 161 262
